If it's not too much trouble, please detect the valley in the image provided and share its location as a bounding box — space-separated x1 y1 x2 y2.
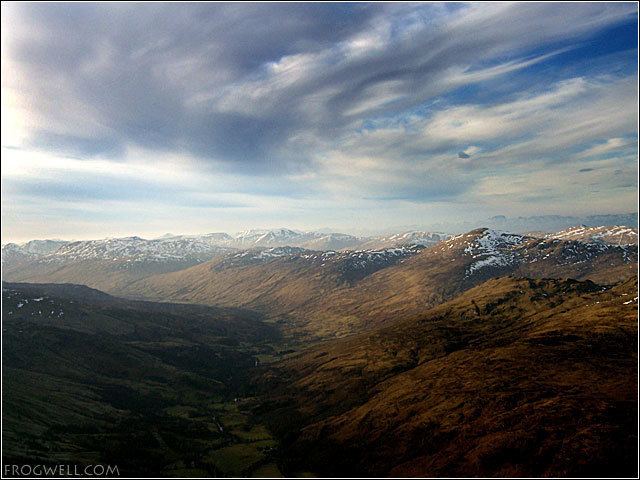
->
2 225 638 477
4 3 637 478
2 283 288 477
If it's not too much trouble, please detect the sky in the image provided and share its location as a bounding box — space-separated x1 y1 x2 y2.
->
1 2 638 242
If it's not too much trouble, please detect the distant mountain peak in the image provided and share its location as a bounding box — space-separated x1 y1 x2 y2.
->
547 225 638 245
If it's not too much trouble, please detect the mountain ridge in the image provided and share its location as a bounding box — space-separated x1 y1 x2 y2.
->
257 275 638 477
3 226 637 339
123 227 637 339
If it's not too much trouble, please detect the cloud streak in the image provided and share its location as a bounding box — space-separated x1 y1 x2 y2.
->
1 2 637 240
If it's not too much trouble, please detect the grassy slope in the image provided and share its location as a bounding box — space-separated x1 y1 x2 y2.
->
126 231 637 340
2 259 206 297
286 232 637 338
258 276 638 477
5 231 636 342
2 283 283 477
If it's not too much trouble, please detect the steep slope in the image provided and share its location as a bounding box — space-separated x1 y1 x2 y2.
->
284 228 637 336
127 229 637 339
129 246 422 333
2 282 282 476
258 276 638 477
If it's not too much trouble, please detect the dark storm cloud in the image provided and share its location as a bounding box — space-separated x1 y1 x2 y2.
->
458 151 471 159
4 2 635 176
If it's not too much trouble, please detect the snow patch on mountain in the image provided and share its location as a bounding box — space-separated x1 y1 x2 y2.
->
450 228 635 277
359 231 449 250
547 225 638 245
462 229 525 276
35 236 236 264
20 239 69 255
382 231 449 246
233 229 304 246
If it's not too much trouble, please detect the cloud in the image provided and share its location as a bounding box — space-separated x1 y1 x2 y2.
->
577 137 636 158
3 2 636 172
1 2 637 240
457 146 480 159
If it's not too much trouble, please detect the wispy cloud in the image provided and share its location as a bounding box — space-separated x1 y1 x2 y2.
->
1 2 637 240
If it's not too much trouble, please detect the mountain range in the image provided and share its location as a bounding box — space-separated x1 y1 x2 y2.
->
2 228 448 259
1 229 445 298
7 226 632 338
546 225 638 245
427 213 639 234
1 223 638 477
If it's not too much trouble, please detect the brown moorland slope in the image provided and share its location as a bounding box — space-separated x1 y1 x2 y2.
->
126 246 421 323
130 229 636 339
1 258 207 297
5 229 636 341
130 229 637 337
288 228 637 337
257 276 638 477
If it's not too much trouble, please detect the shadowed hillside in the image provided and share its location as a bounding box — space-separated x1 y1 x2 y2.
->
2 283 285 477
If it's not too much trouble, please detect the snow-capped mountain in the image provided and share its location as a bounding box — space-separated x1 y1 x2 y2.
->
2 235 237 272
19 239 69 255
153 232 236 245
1 239 69 264
233 228 318 248
231 228 364 250
1 228 444 267
297 232 364 250
436 228 636 279
1 235 239 296
1 243 37 264
546 225 638 245
46 236 235 263
459 230 525 276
